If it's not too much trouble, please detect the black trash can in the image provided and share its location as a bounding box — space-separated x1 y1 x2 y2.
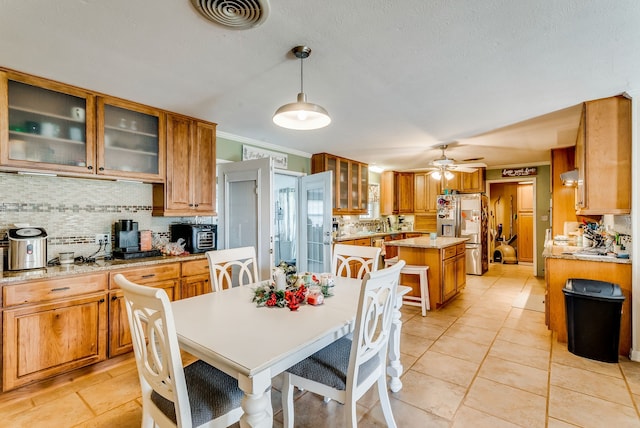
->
563 278 625 363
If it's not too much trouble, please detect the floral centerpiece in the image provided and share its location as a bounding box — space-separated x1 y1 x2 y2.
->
252 265 334 309
252 281 307 309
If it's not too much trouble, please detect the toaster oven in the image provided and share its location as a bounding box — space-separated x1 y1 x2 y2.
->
170 224 217 254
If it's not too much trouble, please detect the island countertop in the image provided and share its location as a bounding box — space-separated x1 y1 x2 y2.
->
384 236 469 249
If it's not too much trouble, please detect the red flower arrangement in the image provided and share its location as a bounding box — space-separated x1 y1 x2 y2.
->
252 281 307 309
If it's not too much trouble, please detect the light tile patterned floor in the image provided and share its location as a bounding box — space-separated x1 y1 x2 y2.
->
1 263 639 427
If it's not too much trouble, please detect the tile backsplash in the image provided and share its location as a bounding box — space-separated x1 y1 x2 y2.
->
0 173 213 262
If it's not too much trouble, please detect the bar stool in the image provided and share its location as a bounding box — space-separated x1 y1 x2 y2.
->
384 256 430 316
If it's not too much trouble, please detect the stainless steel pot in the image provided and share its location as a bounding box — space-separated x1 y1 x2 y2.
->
8 227 48 270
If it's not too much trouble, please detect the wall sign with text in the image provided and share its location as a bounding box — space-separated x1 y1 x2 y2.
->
501 167 537 177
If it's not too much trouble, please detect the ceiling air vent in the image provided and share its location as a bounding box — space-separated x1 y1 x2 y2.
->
190 0 270 30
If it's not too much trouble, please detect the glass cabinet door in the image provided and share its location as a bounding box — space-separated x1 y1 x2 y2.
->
1 72 95 172
97 97 165 182
338 159 349 211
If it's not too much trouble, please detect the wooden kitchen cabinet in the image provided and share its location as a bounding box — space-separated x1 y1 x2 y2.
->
180 259 212 299
380 171 414 215
312 153 368 215
574 95 631 215
546 257 631 357
414 172 441 213
0 70 97 175
459 168 486 193
2 273 108 390
387 240 466 308
0 69 166 183
442 244 466 302
153 114 216 216
108 263 180 357
96 96 165 182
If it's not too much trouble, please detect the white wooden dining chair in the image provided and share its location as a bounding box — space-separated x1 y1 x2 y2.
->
206 246 259 291
332 243 382 279
114 274 244 428
281 260 405 428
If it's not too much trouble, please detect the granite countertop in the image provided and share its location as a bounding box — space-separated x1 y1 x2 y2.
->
543 245 631 264
0 253 208 285
334 231 428 242
384 236 469 249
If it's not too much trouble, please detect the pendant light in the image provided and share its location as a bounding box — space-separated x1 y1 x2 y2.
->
273 46 331 130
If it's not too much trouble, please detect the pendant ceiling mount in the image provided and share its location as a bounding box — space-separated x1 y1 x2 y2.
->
273 45 331 131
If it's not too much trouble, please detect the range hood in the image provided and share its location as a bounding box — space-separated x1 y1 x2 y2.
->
560 169 579 186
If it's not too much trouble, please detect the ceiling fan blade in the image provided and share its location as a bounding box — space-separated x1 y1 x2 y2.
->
448 165 477 173
458 161 487 168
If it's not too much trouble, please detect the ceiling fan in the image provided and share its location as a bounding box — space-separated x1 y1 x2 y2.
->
414 144 487 176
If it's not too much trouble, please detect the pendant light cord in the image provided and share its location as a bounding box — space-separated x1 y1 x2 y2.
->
299 55 304 93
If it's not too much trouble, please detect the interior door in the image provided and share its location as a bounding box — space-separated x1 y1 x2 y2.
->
298 171 333 273
217 158 273 280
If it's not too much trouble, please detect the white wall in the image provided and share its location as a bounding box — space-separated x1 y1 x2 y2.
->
629 92 639 362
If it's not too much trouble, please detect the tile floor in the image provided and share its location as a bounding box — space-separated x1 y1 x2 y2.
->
1 263 639 427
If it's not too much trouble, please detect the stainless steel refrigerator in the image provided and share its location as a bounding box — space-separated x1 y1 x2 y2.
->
437 193 488 275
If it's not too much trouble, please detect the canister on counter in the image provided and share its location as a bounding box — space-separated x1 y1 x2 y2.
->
140 230 152 251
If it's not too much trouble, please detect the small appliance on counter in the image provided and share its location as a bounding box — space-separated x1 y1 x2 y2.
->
112 219 161 259
8 227 48 270
170 223 217 254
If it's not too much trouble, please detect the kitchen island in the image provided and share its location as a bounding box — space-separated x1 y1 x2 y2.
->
385 236 469 309
543 245 632 357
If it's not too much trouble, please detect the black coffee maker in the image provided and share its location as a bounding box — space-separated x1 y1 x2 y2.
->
112 219 162 259
114 219 139 253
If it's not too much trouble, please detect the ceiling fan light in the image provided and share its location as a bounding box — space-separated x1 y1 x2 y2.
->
273 93 331 130
445 171 454 180
431 171 442 180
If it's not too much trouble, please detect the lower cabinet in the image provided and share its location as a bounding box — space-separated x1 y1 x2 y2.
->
2 273 108 391
180 259 212 299
0 259 213 391
441 243 466 302
108 263 180 357
392 242 466 308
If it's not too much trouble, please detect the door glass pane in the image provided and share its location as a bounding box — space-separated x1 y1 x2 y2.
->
103 104 159 174
8 80 87 166
227 180 258 249
274 174 298 266
226 179 258 284
306 186 325 273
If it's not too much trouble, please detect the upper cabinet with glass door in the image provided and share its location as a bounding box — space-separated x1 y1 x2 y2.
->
0 71 96 174
97 97 165 182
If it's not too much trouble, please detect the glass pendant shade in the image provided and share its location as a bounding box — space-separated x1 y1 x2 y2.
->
273 92 331 130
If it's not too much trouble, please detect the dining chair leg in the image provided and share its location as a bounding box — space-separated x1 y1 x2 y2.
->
282 372 295 428
377 374 398 428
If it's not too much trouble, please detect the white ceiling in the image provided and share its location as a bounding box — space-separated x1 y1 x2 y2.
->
1 1 639 170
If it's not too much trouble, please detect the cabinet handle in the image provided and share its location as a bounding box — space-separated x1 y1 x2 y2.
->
194 204 199 207
111 295 118 301
51 287 70 292
87 165 93 170
99 167 104 171
141 274 155 278
99 298 105 303
189 204 194 207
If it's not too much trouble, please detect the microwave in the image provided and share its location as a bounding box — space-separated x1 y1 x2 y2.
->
170 224 217 254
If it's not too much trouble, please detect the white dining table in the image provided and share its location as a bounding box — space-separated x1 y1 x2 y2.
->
171 277 410 428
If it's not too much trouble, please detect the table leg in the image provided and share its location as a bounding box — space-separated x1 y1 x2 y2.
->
238 372 272 428
388 291 405 393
